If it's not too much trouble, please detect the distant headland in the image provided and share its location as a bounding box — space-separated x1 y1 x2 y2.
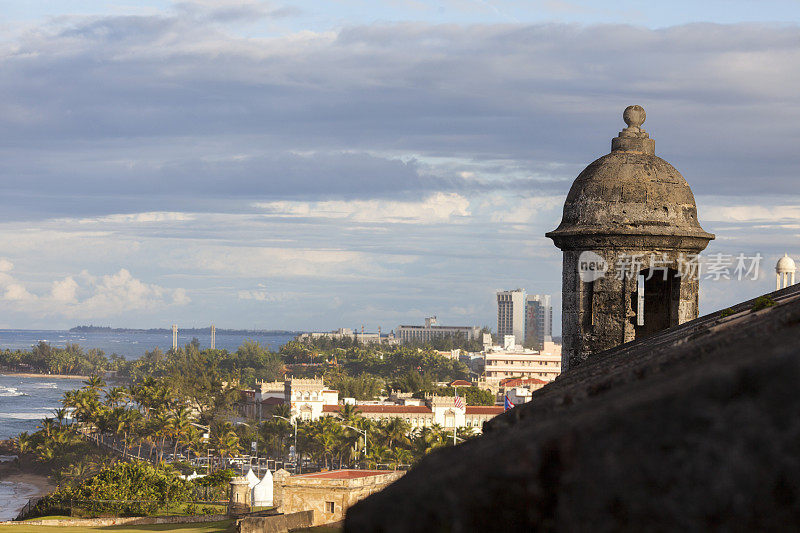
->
69 325 302 335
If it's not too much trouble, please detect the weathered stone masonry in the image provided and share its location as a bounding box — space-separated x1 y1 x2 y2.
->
547 105 714 370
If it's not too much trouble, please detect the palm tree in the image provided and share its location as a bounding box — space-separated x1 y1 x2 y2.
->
272 403 292 420
171 407 195 460
338 403 362 425
381 418 411 450
388 447 412 470
187 433 208 468
456 426 477 441
94 408 114 446
36 443 55 463
311 417 342 470
16 432 32 454
213 428 241 467
83 374 106 391
366 444 389 469
104 386 128 408
39 417 57 440
52 408 68 427
259 418 290 458
151 410 174 465
410 425 446 459
69 388 101 426
116 408 142 459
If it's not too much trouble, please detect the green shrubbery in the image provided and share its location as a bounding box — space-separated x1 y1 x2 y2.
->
34 461 190 517
751 295 776 311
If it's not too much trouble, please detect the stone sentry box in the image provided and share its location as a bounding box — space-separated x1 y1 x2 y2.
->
547 106 714 371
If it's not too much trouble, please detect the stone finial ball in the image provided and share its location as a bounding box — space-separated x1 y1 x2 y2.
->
623 105 646 128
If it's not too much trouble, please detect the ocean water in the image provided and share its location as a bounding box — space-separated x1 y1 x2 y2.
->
0 375 83 441
0 329 296 359
0 480 42 521
0 332 295 519
0 330 295 441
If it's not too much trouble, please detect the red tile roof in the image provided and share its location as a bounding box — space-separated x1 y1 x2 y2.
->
465 406 504 415
260 397 285 405
500 377 548 387
450 380 472 387
295 469 391 480
323 404 432 414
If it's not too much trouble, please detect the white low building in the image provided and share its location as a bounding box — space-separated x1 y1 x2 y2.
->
241 377 503 432
483 336 562 385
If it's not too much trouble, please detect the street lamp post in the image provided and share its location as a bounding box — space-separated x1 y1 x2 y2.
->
273 415 298 474
234 421 254 475
343 425 368 468
206 448 215 475
189 422 211 473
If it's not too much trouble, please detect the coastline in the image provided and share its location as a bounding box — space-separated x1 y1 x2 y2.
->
0 472 54 521
0 372 88 380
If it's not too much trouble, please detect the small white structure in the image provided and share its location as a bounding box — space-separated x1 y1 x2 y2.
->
506 387 533 406
179 470 207 481
776 253 796 289
246 469 260 489
252 470 274 507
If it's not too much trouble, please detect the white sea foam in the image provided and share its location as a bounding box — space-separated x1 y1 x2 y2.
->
0 480 41 521
32 383 58 389
1 412 48 420
0 387 26 397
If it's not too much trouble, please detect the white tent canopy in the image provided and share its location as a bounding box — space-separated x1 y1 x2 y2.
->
246 468 260 489
252 470 274 507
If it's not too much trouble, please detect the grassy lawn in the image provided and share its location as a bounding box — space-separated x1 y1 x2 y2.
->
153 503 228 516
0 520 233 533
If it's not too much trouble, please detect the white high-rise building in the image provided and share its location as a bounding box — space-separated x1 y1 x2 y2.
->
525 294 553 350
497 289 526 343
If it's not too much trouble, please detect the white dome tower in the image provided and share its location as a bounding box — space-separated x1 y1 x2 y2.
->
776 253 796 289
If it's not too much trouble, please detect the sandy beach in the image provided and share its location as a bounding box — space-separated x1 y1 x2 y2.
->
0 372 88 380
0 472 54 521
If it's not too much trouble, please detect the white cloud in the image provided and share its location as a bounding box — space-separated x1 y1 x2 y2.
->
487 195 563 224
702 204 800 223
255 192 471 224
192 246 387 279
0 263 189 319
0 259 13 272
237 289 294 302
77 212 196 224
51 277 78 303
4 284 35 302
78 269 190 315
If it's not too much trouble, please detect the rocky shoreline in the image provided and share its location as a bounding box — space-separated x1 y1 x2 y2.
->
0 455 54 521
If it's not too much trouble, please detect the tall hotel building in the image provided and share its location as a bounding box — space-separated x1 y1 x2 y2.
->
497 289 527 343
397 316 481 344
525 294 553 351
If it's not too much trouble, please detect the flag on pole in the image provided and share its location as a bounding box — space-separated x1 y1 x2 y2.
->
454 389 465 410
504 395 515 411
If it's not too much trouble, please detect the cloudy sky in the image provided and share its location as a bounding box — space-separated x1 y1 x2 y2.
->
0 0 798 332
